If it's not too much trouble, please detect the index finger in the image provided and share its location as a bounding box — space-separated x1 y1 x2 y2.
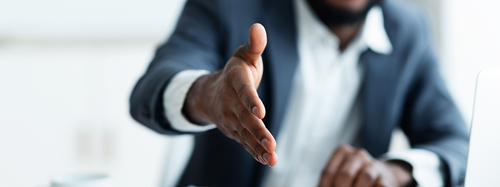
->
229 66 266 119
319 145 355 187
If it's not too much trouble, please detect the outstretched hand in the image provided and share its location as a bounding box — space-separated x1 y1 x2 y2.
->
183 23 278 166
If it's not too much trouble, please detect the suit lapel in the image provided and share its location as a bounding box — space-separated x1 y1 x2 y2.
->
262 0 299 136
360 50 394 157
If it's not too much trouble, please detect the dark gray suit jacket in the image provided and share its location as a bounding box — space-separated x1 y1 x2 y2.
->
130 0 469 186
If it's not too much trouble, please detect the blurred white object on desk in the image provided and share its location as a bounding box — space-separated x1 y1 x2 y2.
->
50 173 112 187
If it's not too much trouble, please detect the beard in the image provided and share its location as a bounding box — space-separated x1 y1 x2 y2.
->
307 0 382 26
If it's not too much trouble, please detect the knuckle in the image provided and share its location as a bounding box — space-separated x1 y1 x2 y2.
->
338 144 351 152
231 130 239 137
225 66 241 83
237 83 253 99
236 124 245 134
355 149 370 159
354 149 364 156
239 128 248 142
339 170 354 180
236 83 252 103
234 45 246 57
223 68 235 82
235 82 249 94
251 128 263 140
360 169 376 181
230 132 240 142
221 110 233 121
236 107 250 123
359 148 369 156
244 98 254 110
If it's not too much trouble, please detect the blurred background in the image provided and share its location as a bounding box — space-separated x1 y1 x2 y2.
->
0 0 499 186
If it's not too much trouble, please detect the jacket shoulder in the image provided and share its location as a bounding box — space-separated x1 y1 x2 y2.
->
381 0 434 50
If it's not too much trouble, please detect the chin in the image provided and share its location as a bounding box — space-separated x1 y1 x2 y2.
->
324 0 370 12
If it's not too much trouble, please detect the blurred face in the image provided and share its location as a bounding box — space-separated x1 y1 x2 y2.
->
307 0 382 26
325 0 371 12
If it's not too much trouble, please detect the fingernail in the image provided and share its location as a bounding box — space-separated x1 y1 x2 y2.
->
258 155 267 165
263 152 271 164
252 106 258 116
261 138 270 152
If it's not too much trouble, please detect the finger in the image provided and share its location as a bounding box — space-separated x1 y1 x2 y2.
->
319 145 354 187
222 125 267 163
374 177 386 187
227 24 267 119
227 66 266 119
236 81 266 119
334 149 372 187
240 128 266 157
234 23 267 63
221 113 266 164
241 129 279 166
242 142 265 165
220 112 243 142
231 24 266 91
231 102 276 153
353 163 378 187
263 151 278 167
233 122 264 159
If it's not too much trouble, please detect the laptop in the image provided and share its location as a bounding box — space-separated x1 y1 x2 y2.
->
464 68 500 186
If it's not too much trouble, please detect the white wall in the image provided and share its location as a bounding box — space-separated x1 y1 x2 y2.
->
0 0 186 40
0 41 171 187
0 0 187 186
440 0 500 125
393 0 500 125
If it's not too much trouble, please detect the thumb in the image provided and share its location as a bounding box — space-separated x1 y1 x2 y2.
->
238 23 267 63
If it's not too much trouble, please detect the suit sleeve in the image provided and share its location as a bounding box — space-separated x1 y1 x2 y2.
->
129 0 225 135
400 18 469 186
383 149 445 186
394 8 470 186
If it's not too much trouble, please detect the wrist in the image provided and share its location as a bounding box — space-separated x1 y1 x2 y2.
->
384 160 416 187
182 72 218 125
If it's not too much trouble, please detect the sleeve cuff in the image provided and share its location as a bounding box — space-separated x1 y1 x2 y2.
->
163 70 217 132
381 149 444 187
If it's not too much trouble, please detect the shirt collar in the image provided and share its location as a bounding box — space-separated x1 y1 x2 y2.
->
295 0 393 55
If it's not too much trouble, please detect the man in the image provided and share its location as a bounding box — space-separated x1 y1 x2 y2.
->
130 0 469 186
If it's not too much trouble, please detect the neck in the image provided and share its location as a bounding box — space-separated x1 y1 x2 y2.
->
329 21 364 51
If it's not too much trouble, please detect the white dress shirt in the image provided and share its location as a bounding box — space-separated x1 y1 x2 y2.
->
161 0 444 186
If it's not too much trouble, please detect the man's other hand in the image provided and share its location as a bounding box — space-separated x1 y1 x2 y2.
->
183 23 278 166
319 145 416 187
